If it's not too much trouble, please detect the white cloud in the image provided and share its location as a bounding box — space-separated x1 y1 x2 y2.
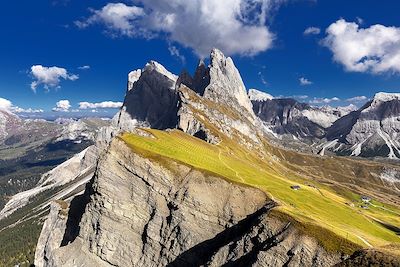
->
304 26 320 35
78 65 91 70
75 3 145 36
299 77 312 85
323 19 400 74
258 71 268 85
52 100 71 112
0 98 13 110
30 65 78 92
0 97 43 113
13 107 44 113
168 45 185 64
76 1 286 57
346 95 368 102
78 101 123 109
309 97 340 104
275 94 308 100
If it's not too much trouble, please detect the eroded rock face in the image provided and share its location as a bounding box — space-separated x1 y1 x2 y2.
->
35 138 341 267
116 61 180 131
252 98 326 139
325 93 400 159
204 49 255 119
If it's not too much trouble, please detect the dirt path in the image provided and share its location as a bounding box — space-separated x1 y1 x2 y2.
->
355 235 373 248
218 148 245 183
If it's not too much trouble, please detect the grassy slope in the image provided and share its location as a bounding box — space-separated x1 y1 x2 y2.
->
121 129 400 254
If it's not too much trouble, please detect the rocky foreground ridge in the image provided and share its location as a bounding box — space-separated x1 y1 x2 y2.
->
7 49 396 266
35 138 341 266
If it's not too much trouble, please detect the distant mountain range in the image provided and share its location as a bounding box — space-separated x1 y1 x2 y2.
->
0 111 109 210
250 90 400 160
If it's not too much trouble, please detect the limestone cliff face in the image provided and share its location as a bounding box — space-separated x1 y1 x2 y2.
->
325 93 400 159
202 49 255 119
102 49 261 147
116 61 180 131
35 138 341 267
175 49 261 146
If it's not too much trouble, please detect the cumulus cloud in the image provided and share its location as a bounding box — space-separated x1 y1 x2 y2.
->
75 3 145 36
309 97 340 104
299 77 312 85
346 95 368 103
0 98 13 110
322 19 400 74
0 97 43 113
52 100 71 112
304 26 320 35
78 101 123 109
78 65 91 70
30 65 78 92
76 1 285 57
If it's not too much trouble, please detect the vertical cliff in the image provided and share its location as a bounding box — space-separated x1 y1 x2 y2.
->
35 138 341 267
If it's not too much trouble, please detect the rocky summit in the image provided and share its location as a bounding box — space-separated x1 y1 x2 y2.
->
27 49 400 267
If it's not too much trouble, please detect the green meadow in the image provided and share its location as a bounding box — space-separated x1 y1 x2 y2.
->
120 129 400 254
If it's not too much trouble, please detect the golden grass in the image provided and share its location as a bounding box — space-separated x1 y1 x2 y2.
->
121 129 400 254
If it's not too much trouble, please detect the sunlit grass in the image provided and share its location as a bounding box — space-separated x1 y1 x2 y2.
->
120 129 400 253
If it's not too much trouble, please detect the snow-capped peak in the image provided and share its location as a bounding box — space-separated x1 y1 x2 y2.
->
248 89 273 102
373 92 400 102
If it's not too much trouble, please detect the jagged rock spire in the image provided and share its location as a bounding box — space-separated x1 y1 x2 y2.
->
116 60 179 131
203 48 255 117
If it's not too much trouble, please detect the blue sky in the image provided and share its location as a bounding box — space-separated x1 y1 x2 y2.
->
0 0 399 116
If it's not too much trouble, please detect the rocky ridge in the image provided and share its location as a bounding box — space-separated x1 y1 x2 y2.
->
33 50 345 266
324 92 400 159
250 89 400 160
251 95 352 140
35 138 340 267
28 50 400 266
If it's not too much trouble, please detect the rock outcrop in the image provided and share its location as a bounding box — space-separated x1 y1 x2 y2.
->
115 61 180 131
35 138 341 267
252 97 328 140
202 49 255 118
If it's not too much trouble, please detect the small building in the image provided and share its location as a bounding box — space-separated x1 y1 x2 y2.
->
361 196 371 203
290 185 301 190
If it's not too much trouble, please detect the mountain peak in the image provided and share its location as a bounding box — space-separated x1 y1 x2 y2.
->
210 48 226 64
373 92 400 102
248 89 274 102
204 49 255 117
143 60 178 82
